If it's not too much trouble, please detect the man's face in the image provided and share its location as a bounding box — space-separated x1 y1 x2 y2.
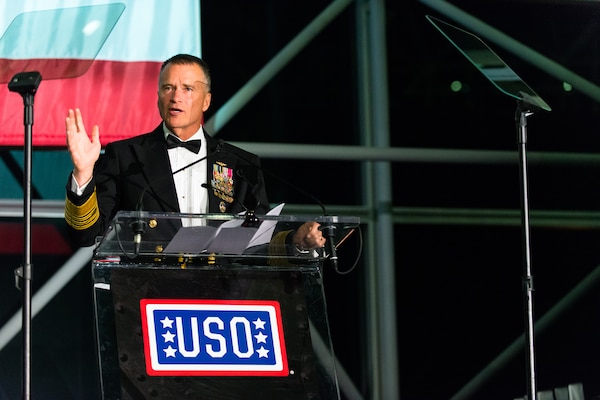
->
157 63 211 140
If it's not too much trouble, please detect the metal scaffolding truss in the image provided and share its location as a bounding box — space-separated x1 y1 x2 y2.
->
2 0 600 399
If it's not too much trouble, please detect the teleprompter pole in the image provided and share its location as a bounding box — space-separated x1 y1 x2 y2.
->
9 71 42 400
516 102 537 400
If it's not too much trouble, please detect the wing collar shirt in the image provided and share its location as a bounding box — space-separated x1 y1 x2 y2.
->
164 124 208 226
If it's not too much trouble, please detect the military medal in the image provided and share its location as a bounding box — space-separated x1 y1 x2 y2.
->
211 162 235 211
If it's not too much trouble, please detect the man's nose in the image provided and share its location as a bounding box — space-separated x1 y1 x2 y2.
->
170 86 185 100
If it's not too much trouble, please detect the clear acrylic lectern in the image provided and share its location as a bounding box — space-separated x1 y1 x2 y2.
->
92 210 360 400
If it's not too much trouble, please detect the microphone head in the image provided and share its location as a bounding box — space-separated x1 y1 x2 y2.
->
130 219 147 235
241 210 260 227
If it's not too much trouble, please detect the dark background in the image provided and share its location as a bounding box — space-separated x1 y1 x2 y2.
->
203 2 600 397
2 1 600 399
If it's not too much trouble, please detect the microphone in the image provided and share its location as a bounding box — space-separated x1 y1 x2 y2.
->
134 141 223 212
130 210 147 255
319 219 338 270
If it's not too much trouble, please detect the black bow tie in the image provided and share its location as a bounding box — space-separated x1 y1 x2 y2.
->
166 135 202 153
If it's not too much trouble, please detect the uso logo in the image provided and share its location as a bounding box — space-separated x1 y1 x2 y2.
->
140 299 288 376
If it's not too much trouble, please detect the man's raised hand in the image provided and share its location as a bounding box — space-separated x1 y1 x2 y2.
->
65 108 101 186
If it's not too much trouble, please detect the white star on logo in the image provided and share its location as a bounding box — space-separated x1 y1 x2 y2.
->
163 345 177 358
162 330 175 343
254 332 268 344
253 318 266 330
256 346 270 358
160 316 174 329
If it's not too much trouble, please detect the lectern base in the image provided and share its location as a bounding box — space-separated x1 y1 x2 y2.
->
93 263 340 400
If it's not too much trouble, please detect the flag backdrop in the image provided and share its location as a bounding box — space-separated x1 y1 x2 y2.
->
0 0 201 147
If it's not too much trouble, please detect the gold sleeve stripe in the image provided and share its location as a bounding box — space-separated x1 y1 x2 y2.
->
64 189 100 230
268 230 293 266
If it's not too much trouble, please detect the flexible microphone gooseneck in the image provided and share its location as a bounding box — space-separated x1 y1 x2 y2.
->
215 141 339 269
214 140 327 214
233 168 263 227
130 141 224 255
134 141 223 212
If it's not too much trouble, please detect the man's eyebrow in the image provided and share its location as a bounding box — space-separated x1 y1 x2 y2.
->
159 80 208 88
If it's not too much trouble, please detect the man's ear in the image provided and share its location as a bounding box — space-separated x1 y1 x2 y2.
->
203 92 212 112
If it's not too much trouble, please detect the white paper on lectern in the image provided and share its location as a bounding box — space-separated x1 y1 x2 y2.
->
164 203 285 254
246 202 285 248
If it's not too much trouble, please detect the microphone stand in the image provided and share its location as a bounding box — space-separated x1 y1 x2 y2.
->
516 100 537 400
9 71 42 400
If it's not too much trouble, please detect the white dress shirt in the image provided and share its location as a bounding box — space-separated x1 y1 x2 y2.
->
164 125 208 226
